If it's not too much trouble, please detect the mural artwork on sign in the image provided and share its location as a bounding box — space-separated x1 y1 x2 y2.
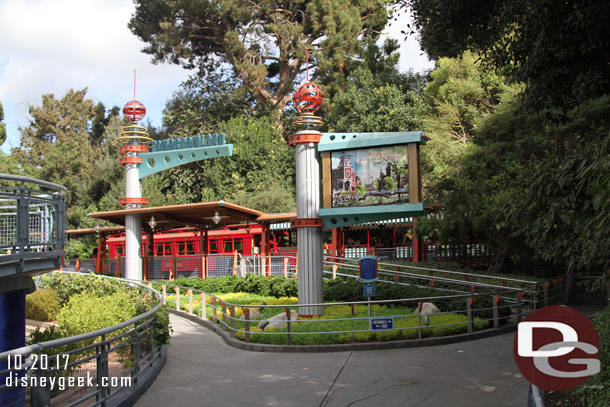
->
331 145 409 207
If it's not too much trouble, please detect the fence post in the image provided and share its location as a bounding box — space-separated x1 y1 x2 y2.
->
243 307 250 343
174 287 180 311
532 284 539 309
161 284 166 305
395 266 400 284
285 307 291 346
544 282 549 307
200 292 207 319
188 289 193 314
30 361 51 406
493 295 500 329
201 254 206 279
241 257 246 278
233 251 238 275
143 255 148 281
76 257 81 273
97 334 109 404
230 305 236 337
262 257 268 277
516 291 524 323
116 255 122 277
170 253 176 281
417 301 423 340
221 301 227 326
467 297 474 334
332 264 337 279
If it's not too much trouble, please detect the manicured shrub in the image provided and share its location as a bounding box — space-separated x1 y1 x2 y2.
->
58 291 137 336
26 288 61 321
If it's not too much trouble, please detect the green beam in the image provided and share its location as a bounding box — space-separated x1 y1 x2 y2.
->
138 144 233 179
319 203 427 228
318 131 426 152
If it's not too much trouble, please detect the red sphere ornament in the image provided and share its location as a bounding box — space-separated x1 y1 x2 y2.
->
293 82 323 113
123 100 146 122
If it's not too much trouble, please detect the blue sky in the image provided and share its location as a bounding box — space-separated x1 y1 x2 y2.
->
0 0 434 154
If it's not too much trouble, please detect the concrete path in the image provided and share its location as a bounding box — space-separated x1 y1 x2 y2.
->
136 314 528 407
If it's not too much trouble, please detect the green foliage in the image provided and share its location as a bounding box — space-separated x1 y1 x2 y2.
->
165 274 299 298
232 303 490 345
26 289 61 321
326 64 423 133
504 96 610 279
574 306 610 406
26 325 65 345
152 306 172 346
129 0 388 115
58 291 137 336
41 273 128 306
402 0 610 113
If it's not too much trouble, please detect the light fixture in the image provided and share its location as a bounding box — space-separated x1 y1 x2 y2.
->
212 211 221 225
94 222 100 233
148 216 157 230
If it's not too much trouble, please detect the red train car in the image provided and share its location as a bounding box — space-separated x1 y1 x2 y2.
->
106 223 264 259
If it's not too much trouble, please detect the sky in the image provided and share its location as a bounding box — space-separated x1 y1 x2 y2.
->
0 0 434 154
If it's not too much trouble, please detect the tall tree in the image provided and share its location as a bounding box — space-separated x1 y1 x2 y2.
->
12 89 120 226
129 0 389 115
398 0 610 113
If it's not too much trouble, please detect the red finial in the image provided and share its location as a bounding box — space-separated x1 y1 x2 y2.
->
123 69 146 122
293 47 323 114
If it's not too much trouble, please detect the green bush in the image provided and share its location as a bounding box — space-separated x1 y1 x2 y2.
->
58 291 137 336
26 288 61 321
40 273 127 306
574 306 610 406
162 274 298 297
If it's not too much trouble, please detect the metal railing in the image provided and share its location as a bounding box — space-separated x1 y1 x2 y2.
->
154 281 523 346
65 251 565 309
0 174 66 280
0 272 165 407
323 256 566 309
0 174 66 254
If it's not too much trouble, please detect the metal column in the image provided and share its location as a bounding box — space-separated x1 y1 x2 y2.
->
294 132 324 316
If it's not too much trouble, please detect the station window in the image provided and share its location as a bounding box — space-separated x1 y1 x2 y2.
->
177 242 186 255
223 239 232 253
209 240 218 253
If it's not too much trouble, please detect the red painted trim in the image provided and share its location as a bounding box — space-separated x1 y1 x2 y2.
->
290 218 324 228
120 145 149 154
288 133 322 147
120 156 142 165
119 197 149 205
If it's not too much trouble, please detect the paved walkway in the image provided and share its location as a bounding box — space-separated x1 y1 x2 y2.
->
136 314 528 407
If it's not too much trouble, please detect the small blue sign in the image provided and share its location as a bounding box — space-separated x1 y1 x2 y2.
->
370 317 394 331
363 284 375 297
359 256 379 282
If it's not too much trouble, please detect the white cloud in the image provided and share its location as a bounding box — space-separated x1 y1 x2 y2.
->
0 0 191 151
0 1 433 152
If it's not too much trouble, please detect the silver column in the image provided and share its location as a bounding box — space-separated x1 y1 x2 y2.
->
295 132 323 316
124 150 142 280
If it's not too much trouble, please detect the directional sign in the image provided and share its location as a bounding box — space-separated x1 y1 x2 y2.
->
363 284 375 297
359 256 379 282
370 317 394 331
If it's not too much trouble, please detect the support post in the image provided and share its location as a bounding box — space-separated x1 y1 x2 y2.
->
243 308 251 343
467 296 474 334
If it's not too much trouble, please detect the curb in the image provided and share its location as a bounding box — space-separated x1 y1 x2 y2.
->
169 308 518 353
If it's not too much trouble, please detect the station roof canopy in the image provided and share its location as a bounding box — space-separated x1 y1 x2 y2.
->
89 201 263 231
